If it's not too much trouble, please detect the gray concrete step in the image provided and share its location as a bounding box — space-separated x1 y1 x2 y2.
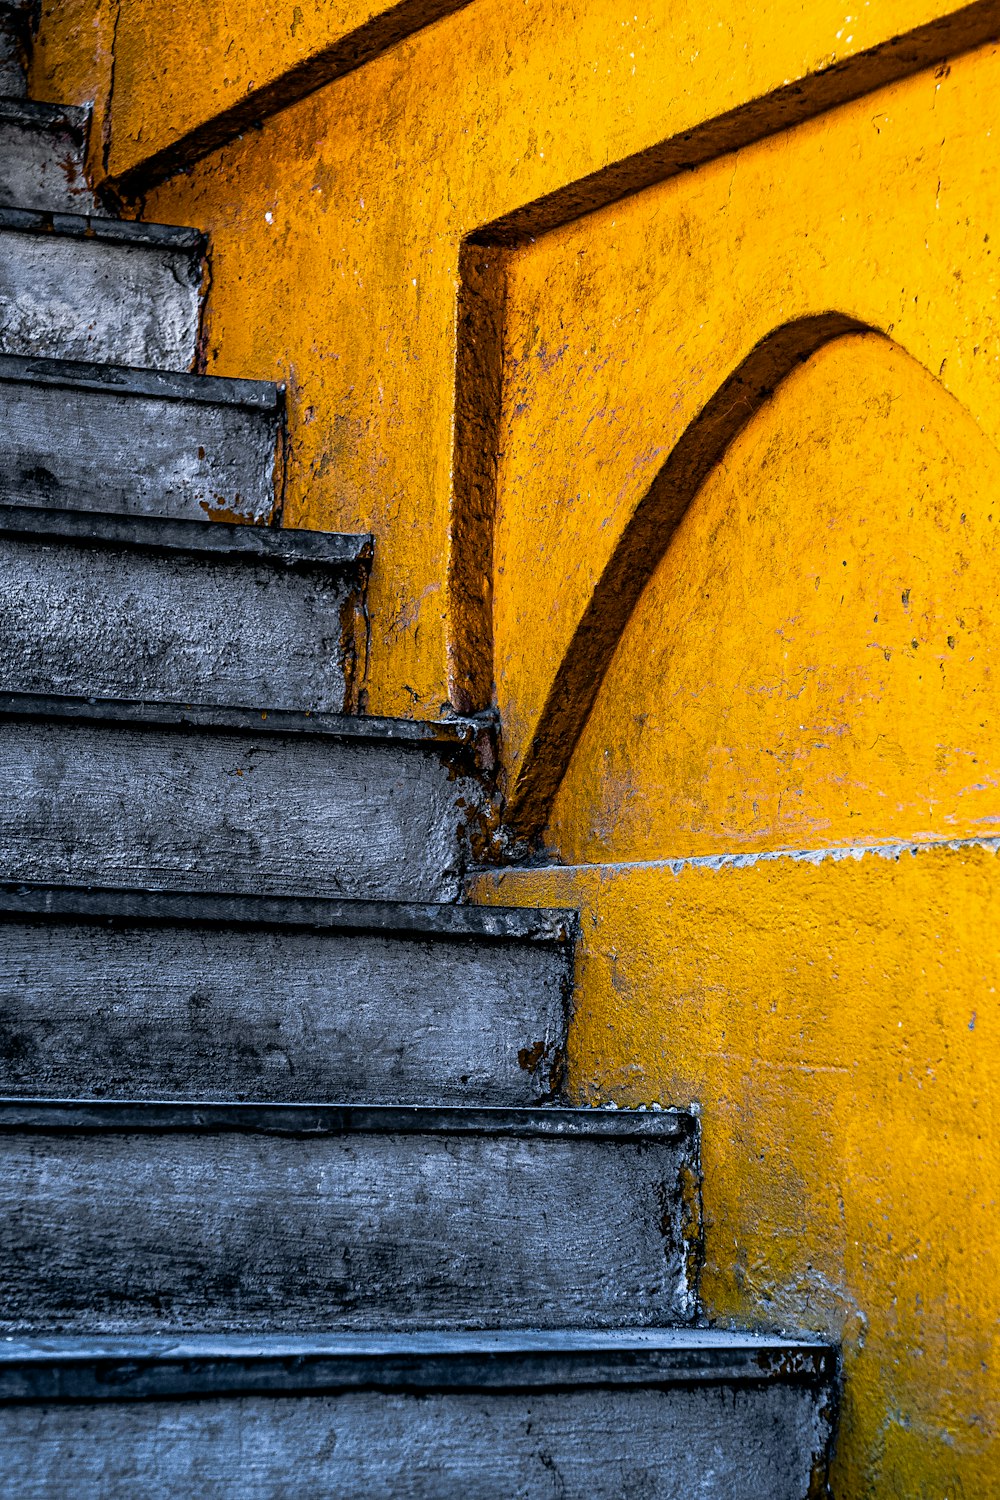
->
0 1101 697 1334
0 1329 836 1498
0 698 490 899
0 885 573 1102
0 0 30 97
0 353 282 521
0 209 206 370
0 99 97 214
0 506 370 710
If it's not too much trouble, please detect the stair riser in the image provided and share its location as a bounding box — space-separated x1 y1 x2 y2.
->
0 919 569 1102
0 539 357 710
1 378 279 522
0 10 27 97
0 720 481 899
0 230 203 370
0 117 97 214
0 1125 695 1332
0 1384 832 1499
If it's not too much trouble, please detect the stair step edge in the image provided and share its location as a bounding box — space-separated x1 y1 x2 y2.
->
0 97 88 133
0 693 494 751
0 1099 689 1142
0 204 205 253
0 1329 836 1403
0 881 576 943
0 503 372 568
0 351 281 409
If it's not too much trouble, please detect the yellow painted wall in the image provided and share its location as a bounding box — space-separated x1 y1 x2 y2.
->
28 1 1000 1493
494 44 1000 817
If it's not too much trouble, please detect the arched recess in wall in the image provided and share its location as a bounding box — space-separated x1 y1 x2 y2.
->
501 314 1000 842
500 312 872 835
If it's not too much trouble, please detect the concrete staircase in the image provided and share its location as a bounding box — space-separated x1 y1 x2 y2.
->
0 3 837 1493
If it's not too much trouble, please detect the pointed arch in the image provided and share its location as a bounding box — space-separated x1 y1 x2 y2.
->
503 311 879 836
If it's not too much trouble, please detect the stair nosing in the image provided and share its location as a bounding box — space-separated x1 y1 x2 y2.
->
0 1098 689 1143
0 97 89 134
0 881 577 944
0 204 206 254
0 501 372 569
0 1329 836 1403
0 351 281 409
0 693 493 750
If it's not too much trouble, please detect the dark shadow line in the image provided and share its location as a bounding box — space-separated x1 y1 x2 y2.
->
110 0 479 198
469 0 1000 245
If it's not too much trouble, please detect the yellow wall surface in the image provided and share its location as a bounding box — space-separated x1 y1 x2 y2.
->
28 1 1000 1494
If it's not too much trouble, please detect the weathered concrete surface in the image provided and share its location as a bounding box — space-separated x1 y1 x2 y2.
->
0 891 572 1101
0 1380 831 1498
0 1104 697 1333
0 522 366 710
0 3 28 96
0 100 97 213
0 211 205 370
0 356 280 521
0 710 485 898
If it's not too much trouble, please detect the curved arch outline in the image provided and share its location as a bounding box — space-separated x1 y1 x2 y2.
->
504 311 881 836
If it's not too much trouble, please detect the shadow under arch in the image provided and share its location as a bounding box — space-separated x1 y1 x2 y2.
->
504 311 886 838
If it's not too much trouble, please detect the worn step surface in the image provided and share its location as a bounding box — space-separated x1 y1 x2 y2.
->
0 1101 698 1334
0 1330 836 1499
0 100 97 214
0 699 490 898
0 508 371 709
0 0 29 97
0 209 206 369
0 886 573 1102
0 354 281 521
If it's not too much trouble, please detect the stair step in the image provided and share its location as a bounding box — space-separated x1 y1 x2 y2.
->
0 697 489 899
0 208 206 370
0 1331 835 1499
0 353 282 522
0 99 97 214
0 885 573 1102
0 505 371 710
0 0 30 97
0 1101 698 1334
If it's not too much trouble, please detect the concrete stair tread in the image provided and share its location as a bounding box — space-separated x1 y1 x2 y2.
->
0 350 283 521
0 501 373 571
0 1327 836 1402
0 882 572 1103
0 206 209 368
0 98 96 214
0 0 28 98
0 1099 696 1334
